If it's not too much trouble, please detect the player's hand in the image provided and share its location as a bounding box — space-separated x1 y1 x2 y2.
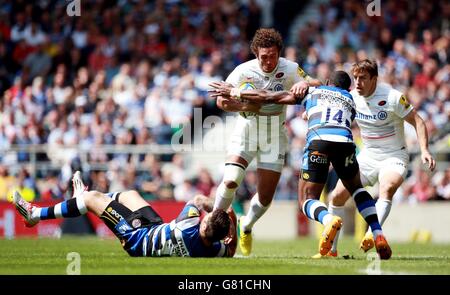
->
208 81 234 97
301 111 308 121
290 81 309 98
421 150 436 171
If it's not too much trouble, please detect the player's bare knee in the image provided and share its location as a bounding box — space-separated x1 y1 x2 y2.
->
379 183 397 199
329 184 349 206
125 190 141 198
223 180 238 189
330 192 348 206
222 163 245 190
82 191 101 207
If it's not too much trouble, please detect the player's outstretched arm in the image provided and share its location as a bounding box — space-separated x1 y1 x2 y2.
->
404 109 436 171
239 89 298 104
216 96 262 113
209 81 299 105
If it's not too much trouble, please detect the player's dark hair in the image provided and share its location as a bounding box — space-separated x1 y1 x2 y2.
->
352 59 378 78
206 209 230 242
250 28 283 56
330 70 351 91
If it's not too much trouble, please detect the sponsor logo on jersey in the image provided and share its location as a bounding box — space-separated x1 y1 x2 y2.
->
131 218 142 228
297 67 307 78
310 152 328 164
356 112 377 120
172 235 189 257
399 95 411 109
275 72 284 78
188 207 200 217
378 100 386 106
274 84 283 91
107 207 123 220
377 111 387 120
115 219 132 234
392 161 406 168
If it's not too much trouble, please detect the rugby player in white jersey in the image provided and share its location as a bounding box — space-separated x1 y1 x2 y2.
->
13 171 237 257
318 59 436 257
211 28 320 255
210 71 393 260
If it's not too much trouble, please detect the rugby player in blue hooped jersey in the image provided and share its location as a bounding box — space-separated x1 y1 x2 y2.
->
209 70 392 260
12 171 237 257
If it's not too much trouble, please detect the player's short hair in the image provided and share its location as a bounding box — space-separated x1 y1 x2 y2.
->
250 28 283 56
206 209 230 242
330 70 351 91
352 59 378 78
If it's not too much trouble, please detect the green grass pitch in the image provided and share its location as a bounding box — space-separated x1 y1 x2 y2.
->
1 236 449 275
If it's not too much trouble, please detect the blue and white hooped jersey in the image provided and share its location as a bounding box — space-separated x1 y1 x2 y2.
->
301 86 356 144
143 204 227 257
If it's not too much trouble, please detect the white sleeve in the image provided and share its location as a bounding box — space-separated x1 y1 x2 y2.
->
225 66 242 87
390 89 414 118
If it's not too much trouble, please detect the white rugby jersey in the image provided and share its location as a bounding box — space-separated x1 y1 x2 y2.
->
352 82 413 154
226 57 309 123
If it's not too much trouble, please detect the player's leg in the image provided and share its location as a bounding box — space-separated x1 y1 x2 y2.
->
334 146 391 259
215 117 256 210
360 155 406 251
13 188 111 226
299 141 343 256
241 168 280 230
377 162 406 222
339 177 391 259
237 167 280 256
104 190 151 212
324 180 351 256
214 155 248 210
300 179 343 256
326 155 374 255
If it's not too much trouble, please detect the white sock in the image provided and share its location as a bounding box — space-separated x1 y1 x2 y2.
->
31 207 41 221
329 204 345 253
375 198 391 225
241 194 270 233
367 199 392 235
322 213 333 226
213 182 236 210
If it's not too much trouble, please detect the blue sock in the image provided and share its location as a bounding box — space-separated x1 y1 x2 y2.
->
352 188 382 238
35 198 87 220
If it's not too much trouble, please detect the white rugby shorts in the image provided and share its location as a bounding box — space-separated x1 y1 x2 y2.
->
227 115 288 172
357 148 409 186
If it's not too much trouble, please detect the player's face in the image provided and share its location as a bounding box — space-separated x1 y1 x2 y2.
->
256 46 280 73
353 71 377 97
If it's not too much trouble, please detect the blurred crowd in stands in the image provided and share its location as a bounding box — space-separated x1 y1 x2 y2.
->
0 0 448 206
